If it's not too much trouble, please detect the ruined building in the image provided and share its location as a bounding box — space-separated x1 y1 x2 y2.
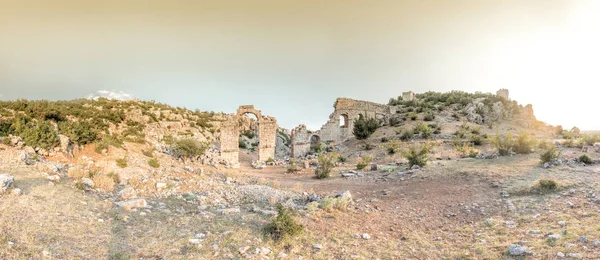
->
496 89 509 100
402 91 416 102
219 105 278 167
291 98 396 158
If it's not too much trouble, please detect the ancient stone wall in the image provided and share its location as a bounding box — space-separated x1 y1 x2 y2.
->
402 91 415 101
291 125 311 158
291 98 394 158
219 115 240 167
497 89 509 100
219 105 278 167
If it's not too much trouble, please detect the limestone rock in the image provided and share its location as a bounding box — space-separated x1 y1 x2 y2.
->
116 198 147 209
118 186 137 200
508 244 530 256
0 174 15 193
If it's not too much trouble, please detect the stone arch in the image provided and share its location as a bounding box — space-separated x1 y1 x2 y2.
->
220 105 278 168
310 134 321 144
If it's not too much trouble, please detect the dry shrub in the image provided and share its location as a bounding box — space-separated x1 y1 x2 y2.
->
92 174 116 192
67 167 88 179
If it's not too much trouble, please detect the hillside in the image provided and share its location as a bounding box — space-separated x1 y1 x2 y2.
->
1 93 600 259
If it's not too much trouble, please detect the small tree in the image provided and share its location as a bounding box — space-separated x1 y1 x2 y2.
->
264 204 304 241
540 145 559 163
171 138 207 161
314 152 337 179
491 132 514 156
353 117 379 140
403 141 433 168
356 155 373 170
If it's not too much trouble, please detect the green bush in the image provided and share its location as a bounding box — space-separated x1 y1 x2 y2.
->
389 117 402 127
314 152 337 179
94 141 109 154
142 149 154 158
491 132 514 156
469 134 484 146
403 142 433 168
540 146 559 163
242 130 256 139
579 154 593 164
400 130 414 141
20 120 59 149
116 157 128 168
170 138 207 160
513 131 536 154
287 159 299 173
148 158 160 168
408 113 418 121
537 179 558 191
356 155 373 170
352 117 379 140
423 111 435 121
337 156 347 163
263 204 304 241
59 121 99 145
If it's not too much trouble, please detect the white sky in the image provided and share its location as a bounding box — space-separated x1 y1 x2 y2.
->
0 0 598 130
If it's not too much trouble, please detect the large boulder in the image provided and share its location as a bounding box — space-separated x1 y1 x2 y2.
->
0 174 15 193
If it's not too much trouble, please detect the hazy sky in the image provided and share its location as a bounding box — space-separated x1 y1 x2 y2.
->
1 0 599 130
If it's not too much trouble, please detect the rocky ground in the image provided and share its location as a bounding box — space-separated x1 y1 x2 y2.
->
1 139 600 259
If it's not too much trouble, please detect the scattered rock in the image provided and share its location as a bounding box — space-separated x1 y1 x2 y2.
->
566 253 583 259
217 208 241 215
528 230 542 235
0 174 15 193
81 178 94 188
238 246 250 254
312 244 323 250
118 186 136 200
12 188 22 195
578 236 587 244
556 252 565 258
593 240 600 247
567 201 575 208
558 221 566 227
116 198 147 209
508 244 530 256
506 221 517 229
548 234 562 241
411 165 421 170
189 238 202 244
362 233 371 240
156 183 167 189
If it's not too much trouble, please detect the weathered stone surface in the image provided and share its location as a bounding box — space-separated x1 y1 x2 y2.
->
116 198 147 209
118 186 136 200
219 105 279 166
508 244 530 256
0 174 15 193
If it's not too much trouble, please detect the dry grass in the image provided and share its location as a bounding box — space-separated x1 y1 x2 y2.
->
67 167 88 179
92 174 117 192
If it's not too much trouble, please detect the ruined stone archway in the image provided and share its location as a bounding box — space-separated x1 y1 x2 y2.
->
219 105 278 168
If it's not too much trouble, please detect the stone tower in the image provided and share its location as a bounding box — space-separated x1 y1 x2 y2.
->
496 89 509 100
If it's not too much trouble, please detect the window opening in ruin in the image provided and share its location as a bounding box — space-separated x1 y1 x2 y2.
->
339 114 348 128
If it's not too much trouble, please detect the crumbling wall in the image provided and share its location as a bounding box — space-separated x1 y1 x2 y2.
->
291 98 394 158
219 115 240 167
402 91 416 101
291 125 311 158
496 89 509 100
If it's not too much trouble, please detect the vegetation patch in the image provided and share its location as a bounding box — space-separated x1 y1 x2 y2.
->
263 205 304 242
